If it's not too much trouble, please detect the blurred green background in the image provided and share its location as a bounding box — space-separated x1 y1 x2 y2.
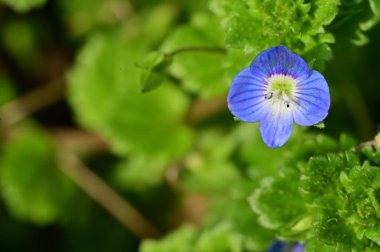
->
0 0 380 251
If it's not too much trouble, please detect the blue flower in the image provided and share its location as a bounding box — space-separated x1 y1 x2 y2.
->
267 241 305 252
227 45 330 148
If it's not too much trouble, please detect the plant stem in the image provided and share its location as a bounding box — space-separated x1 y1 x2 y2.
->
167 46 226 57
56 148 162 239
0 78 65 129
355 139 378 152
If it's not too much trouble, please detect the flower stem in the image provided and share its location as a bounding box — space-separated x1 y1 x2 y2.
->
167 46 226 57
355 139 378 152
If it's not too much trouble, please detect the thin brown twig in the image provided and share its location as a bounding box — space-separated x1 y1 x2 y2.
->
56 148 162 239
167 46 226 58
0 79 65 129
50 127 109 154
354 139 378 152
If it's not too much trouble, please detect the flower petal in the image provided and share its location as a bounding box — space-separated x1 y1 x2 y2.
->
267 241 287 252
293 70 330 126
227 67 268 122
292 244 305 252
250 45 311 81
260 101 294 148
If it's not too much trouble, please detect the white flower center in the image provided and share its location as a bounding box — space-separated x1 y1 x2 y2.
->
264 74 298 108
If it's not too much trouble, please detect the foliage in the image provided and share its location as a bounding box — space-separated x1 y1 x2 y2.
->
0 126 77 224
67 32 193 160
0 0 380 251
0 0 46 12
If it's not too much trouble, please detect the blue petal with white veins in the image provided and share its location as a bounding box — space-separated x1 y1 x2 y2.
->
227 67 268 122
251 45 311 81
293 70 330 126
260 101 294 148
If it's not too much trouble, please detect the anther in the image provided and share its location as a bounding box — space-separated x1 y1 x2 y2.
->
265 92 273 100
282 93 291 108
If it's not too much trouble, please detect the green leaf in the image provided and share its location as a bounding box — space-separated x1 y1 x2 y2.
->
369 0 380 17
182 129 241 194
161 12 228 98
338 134 358 151
0 126 76 224
211 0 338 58
311 0 341 32
235 124 341 179
0 0 46 12
137 51 171 92
339 162 380 245
300 150 380 250
313 121 325 129
194 223 242 252
68 32 193 159
1 20 40 74
210 0 380 71
205 197 273 251
249 169 308 234
183 160 241 194
140 3 181 46
112 154 170 191
330 0 380 47
361 146 380 166
311 202 358 250
304 238 337 252
300 152 360 201
244 133 365 247
140 225 197 252
179 128 274 251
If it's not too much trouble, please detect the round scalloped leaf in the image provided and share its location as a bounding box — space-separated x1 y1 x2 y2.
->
68 32 193 159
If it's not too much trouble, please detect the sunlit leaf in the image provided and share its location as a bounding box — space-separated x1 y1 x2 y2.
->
161 12 228 98
313 121 325 129
136 51 171 93
140 225 197 252
68 32 193 159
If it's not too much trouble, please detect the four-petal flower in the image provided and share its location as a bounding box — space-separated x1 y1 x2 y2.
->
227 45 330 148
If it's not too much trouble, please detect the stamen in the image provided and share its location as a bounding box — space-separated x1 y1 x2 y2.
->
265 90 294 108
283 93 291 108
265 92 273 100
282 93 290 102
